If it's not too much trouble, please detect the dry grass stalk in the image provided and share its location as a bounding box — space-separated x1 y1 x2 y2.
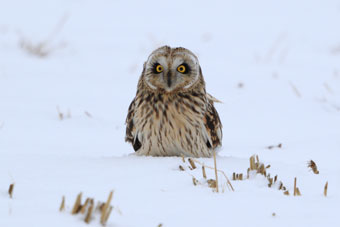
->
293 178 301 196
289 81 302 98
249 155 289 192
96 202 105 213
307 160 319 174
181 155 185 163
102 206 113 225
235 173 242 180
84 111 93 118
179 165 185 171
84 199 94 224
324 181 328 197
80 198 90 214
56 106 72 120
250 156 256 170
71 192 82 214
8 183 14 198
207 179 216 188
267 143 282 149
20 40 51 57
283 190 289 196
19 14 68 58
192 177 198 186
100 191 114 225
233 173 243 181
296 188 301 196
190 159 234 191
268 178 273 187
56 106 64 120
213 150 219 192
59 196 65 212
64 192 115 225
188 158 196 169
237 82 244 89
279 182 283 190
202 165 207 179
257 163 266 175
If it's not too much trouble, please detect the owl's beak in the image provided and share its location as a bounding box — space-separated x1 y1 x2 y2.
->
165 70 173 88
166 70 172 88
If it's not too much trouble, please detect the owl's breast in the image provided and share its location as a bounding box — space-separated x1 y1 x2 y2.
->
133 93 212 157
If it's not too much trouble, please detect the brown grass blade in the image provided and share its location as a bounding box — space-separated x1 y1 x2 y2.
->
192 177 198 186
202 165 207 179
80 198 90 214
324 181 328 197
296 187 301 196
190 159 234 191
100 191 113 225
59 196 65 212
84 199 94 224
8 184 14 198
71 192 82 214
188 158 196 169
307 160 319 174
102 206 113 225
213 150 219 192
207 179 216 188
289 81 302 98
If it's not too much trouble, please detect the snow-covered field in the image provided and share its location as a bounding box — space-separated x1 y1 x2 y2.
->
1 0 340 226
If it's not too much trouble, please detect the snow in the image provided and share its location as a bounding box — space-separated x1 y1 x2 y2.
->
1 0 340 226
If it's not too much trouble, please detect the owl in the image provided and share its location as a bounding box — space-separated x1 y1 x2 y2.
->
125 46 222 157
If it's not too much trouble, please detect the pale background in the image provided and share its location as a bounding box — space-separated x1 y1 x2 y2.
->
1 0 340 226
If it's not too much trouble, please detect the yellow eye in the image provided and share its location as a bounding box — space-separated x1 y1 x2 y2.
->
156 64 163 73
177 65 186 73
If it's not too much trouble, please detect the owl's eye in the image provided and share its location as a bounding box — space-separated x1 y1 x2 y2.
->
155 64 164 73
177 64 189 74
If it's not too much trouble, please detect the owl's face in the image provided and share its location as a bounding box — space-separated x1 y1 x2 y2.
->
143 46 200 93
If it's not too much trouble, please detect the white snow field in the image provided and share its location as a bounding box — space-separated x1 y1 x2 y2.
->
1 0 340 226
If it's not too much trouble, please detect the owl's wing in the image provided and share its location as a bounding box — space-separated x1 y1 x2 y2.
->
204 93 222 149
125 98 141 151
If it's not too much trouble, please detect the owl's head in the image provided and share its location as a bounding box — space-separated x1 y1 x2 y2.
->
142 46 201 93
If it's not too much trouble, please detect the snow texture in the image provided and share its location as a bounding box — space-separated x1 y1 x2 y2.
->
1 0 340 226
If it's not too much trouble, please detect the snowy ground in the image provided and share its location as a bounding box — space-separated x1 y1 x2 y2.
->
1 0 340 226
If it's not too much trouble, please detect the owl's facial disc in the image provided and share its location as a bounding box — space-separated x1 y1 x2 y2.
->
144 47 200 93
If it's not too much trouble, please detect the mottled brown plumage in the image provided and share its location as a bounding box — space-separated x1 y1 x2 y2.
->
125 46 222 157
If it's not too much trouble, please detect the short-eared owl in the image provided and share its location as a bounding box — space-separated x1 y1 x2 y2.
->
125 46 222 157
